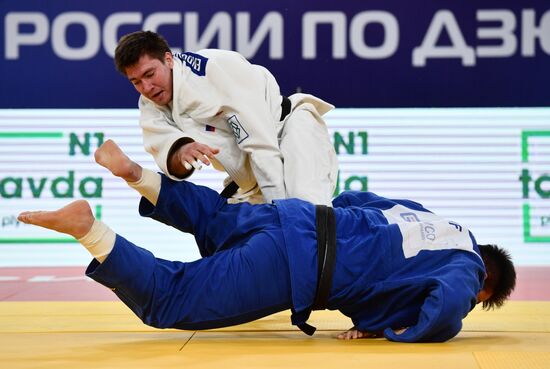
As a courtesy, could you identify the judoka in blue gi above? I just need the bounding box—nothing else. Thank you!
[18,141,516,343]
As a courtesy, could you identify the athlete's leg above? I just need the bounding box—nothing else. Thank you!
[102,229,293,330]
[17,200,173,320]
[280,104,338,206]
[94,140,227,245]
[19,201,292,330]
[94,139,159,204]
[94,140,280,258]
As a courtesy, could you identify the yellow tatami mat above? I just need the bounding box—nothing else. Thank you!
[1,301,549,369]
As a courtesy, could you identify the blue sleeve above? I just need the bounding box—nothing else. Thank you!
[382,283,462,342]
[382,271,479,343]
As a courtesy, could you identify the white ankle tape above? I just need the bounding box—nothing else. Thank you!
[78,219,116,263]
[128,168,161,205]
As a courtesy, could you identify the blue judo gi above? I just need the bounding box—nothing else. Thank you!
[86,175,486,343]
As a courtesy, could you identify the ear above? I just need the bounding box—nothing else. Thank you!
[477,273,493,303]
[165,52,174,69]
[477,288,492,303]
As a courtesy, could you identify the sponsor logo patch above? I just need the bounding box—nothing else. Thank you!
[400,212,421,222]
[174,52,208,76]
[382,204,476,259]
[227,115,249,143]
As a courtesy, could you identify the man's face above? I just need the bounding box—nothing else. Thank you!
[125,52,174,106]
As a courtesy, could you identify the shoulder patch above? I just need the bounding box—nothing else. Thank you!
[174,52,208,76]
[381,204,477,259]
[227,115,249,144]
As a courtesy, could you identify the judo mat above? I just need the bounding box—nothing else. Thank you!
[1,266,549,369]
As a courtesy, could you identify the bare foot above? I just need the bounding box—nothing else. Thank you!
[95,139,142,182]
[18,200,95,239]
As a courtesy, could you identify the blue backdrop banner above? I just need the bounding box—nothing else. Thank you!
[1,1,549,108]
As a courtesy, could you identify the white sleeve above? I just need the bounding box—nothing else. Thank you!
[139,97,192,181]
[176,50,285,203]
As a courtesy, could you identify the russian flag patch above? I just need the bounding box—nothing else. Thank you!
[205,125,216,132]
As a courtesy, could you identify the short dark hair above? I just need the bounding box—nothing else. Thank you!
[114,31,171,75]
[478,244,516,310]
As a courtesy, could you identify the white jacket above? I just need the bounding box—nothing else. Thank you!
[139,49,332,203]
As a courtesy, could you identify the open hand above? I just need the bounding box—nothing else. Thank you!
[176,142,220,170]
[337,328,382,340]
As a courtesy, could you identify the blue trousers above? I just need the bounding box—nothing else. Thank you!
[86,177,293,330]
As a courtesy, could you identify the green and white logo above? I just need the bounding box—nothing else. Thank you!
[519,131,550,243]
[332,130,369,196]
[0,131,103,244]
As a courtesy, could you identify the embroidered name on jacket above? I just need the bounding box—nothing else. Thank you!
[227,115,249,143]
[174,52,208,76]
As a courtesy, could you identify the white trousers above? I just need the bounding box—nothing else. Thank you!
[279,102,338,206]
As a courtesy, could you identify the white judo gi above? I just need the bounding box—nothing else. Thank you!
[139,49,338,205]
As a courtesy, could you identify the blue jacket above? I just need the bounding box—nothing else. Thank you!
[87,178,485,343]
[277,191,485,342]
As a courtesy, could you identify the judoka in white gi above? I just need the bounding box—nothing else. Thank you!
[114,31,338,205]
[18,141,516,342]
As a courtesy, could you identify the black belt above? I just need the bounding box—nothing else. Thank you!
[220,95,291,199]
[295,205,337,336]
[280,95,291,121]
[219,181,240,198]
